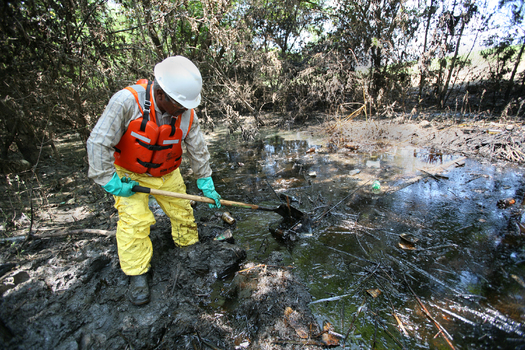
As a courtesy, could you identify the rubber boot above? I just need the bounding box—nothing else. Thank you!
[128,274,150,306]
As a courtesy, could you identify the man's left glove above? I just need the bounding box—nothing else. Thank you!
[197,177,222,208]
[103,173,139,197]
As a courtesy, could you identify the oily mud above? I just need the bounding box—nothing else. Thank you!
[0,212,324,349]
[1,115,525,349]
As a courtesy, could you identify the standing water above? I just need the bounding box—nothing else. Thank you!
[191,127,525,349]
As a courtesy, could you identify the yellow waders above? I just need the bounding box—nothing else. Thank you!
[114,165,198,276]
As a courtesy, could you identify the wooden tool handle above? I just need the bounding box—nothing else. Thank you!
[132,185,257,209]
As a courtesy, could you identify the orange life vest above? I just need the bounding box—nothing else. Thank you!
[113,80,194,177]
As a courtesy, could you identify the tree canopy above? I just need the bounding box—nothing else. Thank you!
[0,0,523,167]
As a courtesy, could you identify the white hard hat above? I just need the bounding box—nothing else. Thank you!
[154,56,202,109]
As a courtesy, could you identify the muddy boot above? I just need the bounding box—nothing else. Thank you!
[128,274,150,306]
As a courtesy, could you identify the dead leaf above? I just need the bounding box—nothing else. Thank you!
[400,233,419,244]
[366,289,382,298]
[284,307,309,339]
[344,144,359,150]
[398,242,416,250]
[321,332,340,346]
[321,322,340,346]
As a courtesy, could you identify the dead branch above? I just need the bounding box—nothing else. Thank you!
[0,228,115,243]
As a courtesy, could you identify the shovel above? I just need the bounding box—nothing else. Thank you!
[132,185,305,220]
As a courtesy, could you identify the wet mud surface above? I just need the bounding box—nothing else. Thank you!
[1,116,525,349]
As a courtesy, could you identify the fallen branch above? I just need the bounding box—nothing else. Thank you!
[386,157,466,195]
[0,228,115,243]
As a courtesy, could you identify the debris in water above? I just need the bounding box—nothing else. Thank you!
[366,288,382,298]
[400,233,419,244]
[321,322,341,346]
[279,193,299,203]
[511,274,525,288]
[497,198,516,209]
[214,229,234,243]
[284,307,309,339]
[344,144,359,151]
[398,241,417,250]
[221,212,236,225]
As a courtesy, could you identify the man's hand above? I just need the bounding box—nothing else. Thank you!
[103,173,139,197]
[197,177,222,208]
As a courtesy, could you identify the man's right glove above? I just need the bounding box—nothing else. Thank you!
[103,173,139,197]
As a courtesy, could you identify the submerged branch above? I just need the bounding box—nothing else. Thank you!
[404,276,456,350]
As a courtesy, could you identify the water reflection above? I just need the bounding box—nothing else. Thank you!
[204,133,525,349]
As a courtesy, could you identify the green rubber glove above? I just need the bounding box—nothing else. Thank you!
[197,177,222,208]
[103,173,139,197]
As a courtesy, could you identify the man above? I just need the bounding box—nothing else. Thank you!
[87,56,221,306]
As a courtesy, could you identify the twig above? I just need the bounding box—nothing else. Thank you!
[170,263,181,295]
[265,179,283,203]
[373,275,409,338]
[404,276,456,350]
[417,168,449,181]
[309,264,380,305]
[323,244,377,265]
[314,181,371,222]
[389,256,478,299]
[369,310,407,349]
[273,339,326,346]
[355,233,370,257]
[430,303,477,326]
[343,297,367,345]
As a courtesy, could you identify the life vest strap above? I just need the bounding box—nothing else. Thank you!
[137,159,161,169]
[140,82,153,132]
[169,117,176,137]
[137,139,171,151]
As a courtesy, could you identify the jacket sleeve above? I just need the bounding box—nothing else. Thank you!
[86,89,140,186]
[183,110,213,179]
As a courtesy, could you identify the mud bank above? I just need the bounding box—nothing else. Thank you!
[0,214,326,349]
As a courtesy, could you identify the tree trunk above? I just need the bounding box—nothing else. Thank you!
[504,36,525,101]
[13,118,40,165]
[418,0,436,101]
[440,14,467,106]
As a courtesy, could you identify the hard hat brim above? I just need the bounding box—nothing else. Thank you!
[154,56,203,110]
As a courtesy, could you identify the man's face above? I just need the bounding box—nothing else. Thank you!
[155,89,188,115]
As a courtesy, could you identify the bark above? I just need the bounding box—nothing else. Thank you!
[504,37,525,101]
[440,14,467,106]
[418,0,435,100]
[12,118,40,165]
